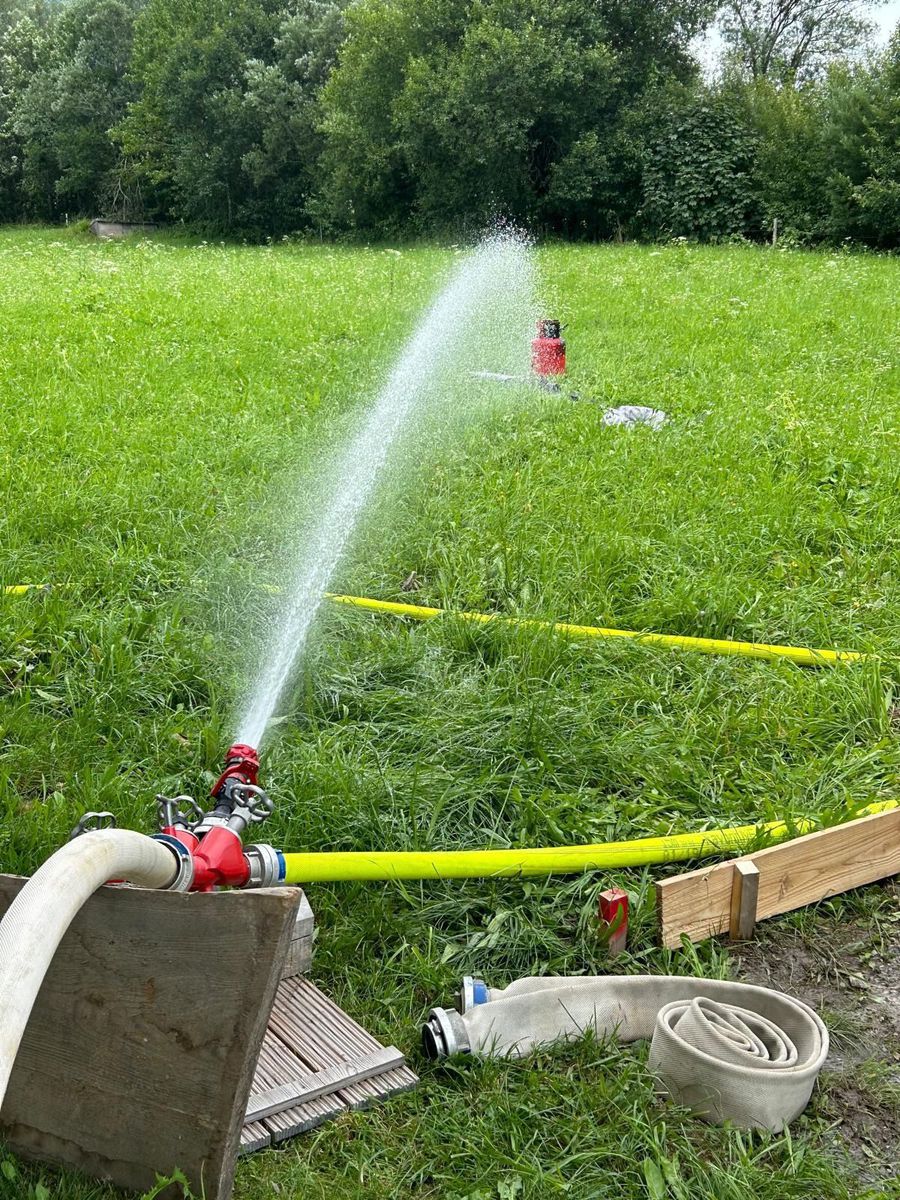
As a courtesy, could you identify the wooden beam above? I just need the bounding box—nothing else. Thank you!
[657,807,900,948]
[729,860,760,941]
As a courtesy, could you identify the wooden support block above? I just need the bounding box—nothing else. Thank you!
[657,807,900,948]
[729,860,760,941]
[0,871,417,1191]
[0,876,301,1200]
[282,891,315,977]
[598,887,629,956]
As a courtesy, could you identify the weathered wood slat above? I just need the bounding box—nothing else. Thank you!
[657,807,900,948]
[246,1047,404,1122]
[243,974,420,1132]
[239,1120,271,1154]
[248,1030,345,1145]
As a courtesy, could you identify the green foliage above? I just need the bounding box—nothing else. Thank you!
[744,79,830,240]
[0,4,50,218]
[318,0,707,236]
[116,0,346,232]
[0,1,897,240]
[640,84,759,240]
[820,36,900,248]
[718,0,879,85]
[12,0,138,218]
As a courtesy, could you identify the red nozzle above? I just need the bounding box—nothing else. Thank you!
[211,742,260,797]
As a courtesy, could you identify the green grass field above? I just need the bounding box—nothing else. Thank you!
[1,228,900,1199]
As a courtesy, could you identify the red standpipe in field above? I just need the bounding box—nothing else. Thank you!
[531,319,566,377]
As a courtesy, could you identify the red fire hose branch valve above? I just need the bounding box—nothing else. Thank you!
[531,318,566,377]
[155,745,283,892]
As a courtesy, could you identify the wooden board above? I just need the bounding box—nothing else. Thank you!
[729,860,760,940]
[281,892,314,978]
[657,807,900,948]
[0,876,300,1200]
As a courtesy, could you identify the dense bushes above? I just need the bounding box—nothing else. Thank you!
[0,0,897,245]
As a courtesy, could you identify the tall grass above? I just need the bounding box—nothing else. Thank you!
[1,229,898,1198]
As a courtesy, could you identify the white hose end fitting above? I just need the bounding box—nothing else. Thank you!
[422,1007,471,1060]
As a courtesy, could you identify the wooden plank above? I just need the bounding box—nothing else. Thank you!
[0,876,300,1200]
[729,860,760,940]
[245,1047,404,1122]
[657,808,900,948]
[240,1120,272,1154]
[281,892,314,977]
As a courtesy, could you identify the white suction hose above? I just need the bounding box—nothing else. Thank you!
[423,975,828,1132]
[0,830,181,1110]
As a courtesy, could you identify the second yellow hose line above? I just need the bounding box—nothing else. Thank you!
[5,584,864,666]
[282,800,896,882]
[326,594,864,667]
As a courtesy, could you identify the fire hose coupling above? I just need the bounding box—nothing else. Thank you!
[244,843,286,888]
[150,833,196,892]
[422,1007,471,1061]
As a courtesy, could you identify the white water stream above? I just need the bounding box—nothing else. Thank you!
[238,230,535,748]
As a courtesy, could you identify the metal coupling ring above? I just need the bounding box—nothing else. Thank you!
[421,1007,471,1061]
[150,833,195,892]
[243,843,284,888]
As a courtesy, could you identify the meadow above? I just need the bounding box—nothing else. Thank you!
[1,227,899,1198]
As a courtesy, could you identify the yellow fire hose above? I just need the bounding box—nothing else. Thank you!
[281,800,896,882]
[5,585,864,667]
[325,594,865,667]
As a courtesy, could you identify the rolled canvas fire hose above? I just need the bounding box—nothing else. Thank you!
[423,974,828,1132]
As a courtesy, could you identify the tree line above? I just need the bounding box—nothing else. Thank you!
[0,0,897,246]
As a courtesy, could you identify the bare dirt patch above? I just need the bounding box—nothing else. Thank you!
[733,889,900,1186]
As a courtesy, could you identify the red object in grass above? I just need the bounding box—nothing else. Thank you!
[598,887,628,956]
[531,318,566,376]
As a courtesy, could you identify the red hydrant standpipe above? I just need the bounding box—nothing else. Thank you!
[531,318,566,377]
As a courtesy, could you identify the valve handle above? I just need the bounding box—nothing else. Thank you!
[233,783,274,824]
[69,811,117,840]
[156,794,204,831]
